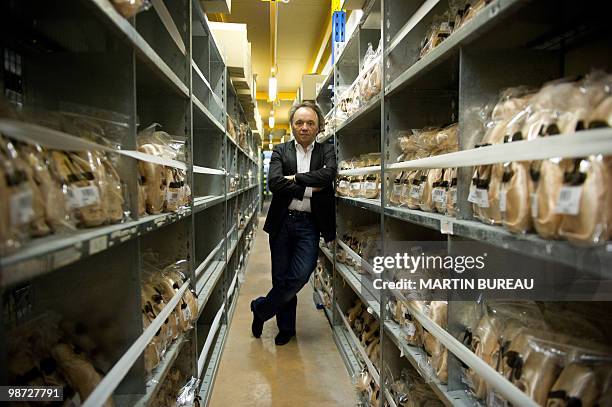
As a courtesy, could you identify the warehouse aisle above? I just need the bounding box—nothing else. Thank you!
[210,206,356,406]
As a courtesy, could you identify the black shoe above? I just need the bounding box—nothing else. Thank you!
[250,300,264,338]
[274,330,296,346]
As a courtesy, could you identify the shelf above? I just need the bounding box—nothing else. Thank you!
[315,71,334,103]
[338,239,375,275]
[197,260,226,318]
[133,334,189,407]
[320,244,334,263]
[311,279,333,324]
[335,261,380,318]
[384,206,612,277]
[336,302,380,387]
[193,195,225,213]
[386,0,440,55]
[82,281,191,407]
[226,132,257,164]
[385,128,612,171]
[193,166,226,176]
[227,184,258,200]
[332,325,363,382]
[385,0,525,95]
[335,94,381,134]
[191,59,225,111]
[0,119,187,171]
[1,209,191,288]
[198,323,228,406]
[390,289,539,407]
[193,96,225,132]
[384,321,480,407]
[86,0,189,98]
[337,196,382,213]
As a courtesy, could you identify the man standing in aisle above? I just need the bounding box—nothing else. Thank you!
[251,101,336,346]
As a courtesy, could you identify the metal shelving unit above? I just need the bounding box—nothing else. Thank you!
[1,1,260,406]
[313,0,612,406]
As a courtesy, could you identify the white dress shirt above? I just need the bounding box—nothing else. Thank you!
[288,140,315,212]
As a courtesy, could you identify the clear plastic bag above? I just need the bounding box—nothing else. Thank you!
[176,377,200,406]
[470,89,532,224]
[420,168,443,212]
[111,0,151,18]
[0,137,47,246]
[19,144,76,233]
[557,156,612,246]
[419,13,453,60]
[389,172,405,206]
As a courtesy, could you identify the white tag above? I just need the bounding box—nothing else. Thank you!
[530,192,538,217]
[10,189,34,226]
[478,189,490,208]
[68,185,100,209]
[469,186,489,208]
[555,186,582,215]
[404,322,416,338]
[393,184,402,195]
[339,180,349,189]
[89,235,108,255]
[364,181,377,190]
[183,304,192,322]
[410,184,424,199]
[166,189,180,203]
[467,183,479,204]
[499,188,507,212]
[350,182,362,190]
[432,188,446,203]
[440,219,454,235]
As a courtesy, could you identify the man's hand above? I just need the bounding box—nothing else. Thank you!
[284,175,295,182]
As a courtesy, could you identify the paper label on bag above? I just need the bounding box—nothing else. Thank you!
[404,322,416,338]
[432,188,446,203]
[167,189,180,203]
[339,180,349,189]
[350,182,362,190]
[555,186,582,215]
[469,187,489,208]
[364,181,377,190]
[393,184,402,195]
[478,189,490,208]
[530,192,538,217]
[467,183,479,204]
[10,189,34,226]
[67,185,100,209]
[410,184,424,199]
[183,305,192,322]
[499,188,507,212]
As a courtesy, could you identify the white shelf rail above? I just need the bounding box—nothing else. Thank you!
[392,290,539,407]
[82,281,191,407]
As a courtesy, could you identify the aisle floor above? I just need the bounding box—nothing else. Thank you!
[209,205,356,407]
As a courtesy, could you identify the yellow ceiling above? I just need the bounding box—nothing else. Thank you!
[210,0,331,134]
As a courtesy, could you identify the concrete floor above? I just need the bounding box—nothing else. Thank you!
[209,205,356,406]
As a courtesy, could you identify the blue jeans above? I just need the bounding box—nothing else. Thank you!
[253,211,319,332]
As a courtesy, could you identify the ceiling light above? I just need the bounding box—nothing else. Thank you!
[268,76,277,102]
[269,115,275,128]
[268,143,273,149]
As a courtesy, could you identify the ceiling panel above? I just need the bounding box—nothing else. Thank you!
[216,0,330,131]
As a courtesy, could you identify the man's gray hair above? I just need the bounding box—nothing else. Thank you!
[288,101,326,133]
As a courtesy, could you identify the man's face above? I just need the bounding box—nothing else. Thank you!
[291,107,319,146]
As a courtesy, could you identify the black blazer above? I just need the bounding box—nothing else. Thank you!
[263,140,337,242]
